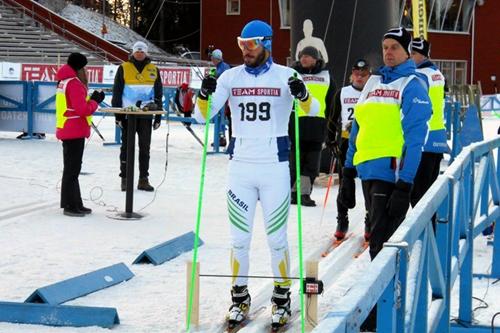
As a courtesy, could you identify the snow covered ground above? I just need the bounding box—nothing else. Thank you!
[0,117,498,332]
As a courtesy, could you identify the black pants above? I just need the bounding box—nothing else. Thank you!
[361,179,407,331]
[337,138,349,173]
[119,118,152,179]
[61,138,85,209]
[336,138,351,219]
[411,152,443,231]
[361,180,406,260]
[411,152,443,207]
[290,147,322,190]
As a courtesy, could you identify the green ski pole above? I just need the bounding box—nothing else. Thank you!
[186,68,216,332]
[292,72,306,333]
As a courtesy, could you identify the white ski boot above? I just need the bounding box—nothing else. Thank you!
[227,285,251,329]
[271,286,291,331]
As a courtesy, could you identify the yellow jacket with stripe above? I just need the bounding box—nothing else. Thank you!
[288,61,335,148]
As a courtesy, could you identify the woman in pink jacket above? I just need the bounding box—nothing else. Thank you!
[56,53,104,217]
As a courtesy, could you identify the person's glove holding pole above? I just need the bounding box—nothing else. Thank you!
[326,140,340,157]
[199,75,217,99]
[288,76,309,101]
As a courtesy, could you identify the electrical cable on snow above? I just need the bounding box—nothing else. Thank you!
[137,104,171,212]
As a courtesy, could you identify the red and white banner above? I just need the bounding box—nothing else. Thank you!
[21,64,103,83]
[158,67,191,87]
[17,63,195,87]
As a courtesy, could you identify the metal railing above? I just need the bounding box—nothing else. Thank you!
[313,135,499,332]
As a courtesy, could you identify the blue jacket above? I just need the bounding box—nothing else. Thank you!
[345,59,432,184]
[418,60,449,153]
[216,61,231,78]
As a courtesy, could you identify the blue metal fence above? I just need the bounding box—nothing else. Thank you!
[313,136,499,333]
[0,80,226,152]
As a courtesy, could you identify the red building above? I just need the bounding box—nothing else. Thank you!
[201,0,499,94]
[201,0,291,66]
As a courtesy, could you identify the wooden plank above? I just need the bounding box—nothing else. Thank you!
[305,260,319,332]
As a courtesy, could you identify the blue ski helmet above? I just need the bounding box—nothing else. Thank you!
[240,20,273,51]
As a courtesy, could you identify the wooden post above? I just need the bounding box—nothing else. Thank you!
[186,261,200,327]
[305,260,319,332]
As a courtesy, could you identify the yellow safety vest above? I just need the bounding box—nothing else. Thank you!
[122,61,158,107]
[417,67,445,131]
[55,77,92,129]
[297,70,329,118]
[353,75,414,166]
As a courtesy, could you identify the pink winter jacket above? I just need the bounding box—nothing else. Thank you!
[55,65,98,140]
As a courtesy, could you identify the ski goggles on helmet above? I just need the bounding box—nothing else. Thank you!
[237,36,271,51]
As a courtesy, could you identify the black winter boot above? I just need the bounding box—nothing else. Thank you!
[78,206,92,214]
[121,178,126,192]
[137,178,154,191]
[63,207,85,217]
[334,214,349,240]
[301,194,316,207]
[290,192,297,205]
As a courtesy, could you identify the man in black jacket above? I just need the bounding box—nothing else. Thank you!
[289,46,335,206]
[112,41,163,192]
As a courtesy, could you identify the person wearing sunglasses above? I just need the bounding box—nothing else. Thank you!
[326,59,371,241]
[289,46,336,208]
[194,19,319,331]
[338,27,432,331]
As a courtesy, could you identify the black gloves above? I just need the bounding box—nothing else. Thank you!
[326,140,340,156]
[153,115,161,130]
[338,167,357,209]
[90,90,105,104]
[387,180,412,218]
[288,76,308,101]
[200,75,217,98]
[144,102,160,111]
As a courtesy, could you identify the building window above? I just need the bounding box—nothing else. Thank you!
[434,60,468,85]
[227,0,240,15]
[278,0,291,28]
[400,0,475,33]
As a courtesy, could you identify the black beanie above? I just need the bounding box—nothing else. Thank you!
[352,59,370,70]
[67,53,88,71]
[412,38,430,58]
[383,27,412,56]
[299,46,320,60]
